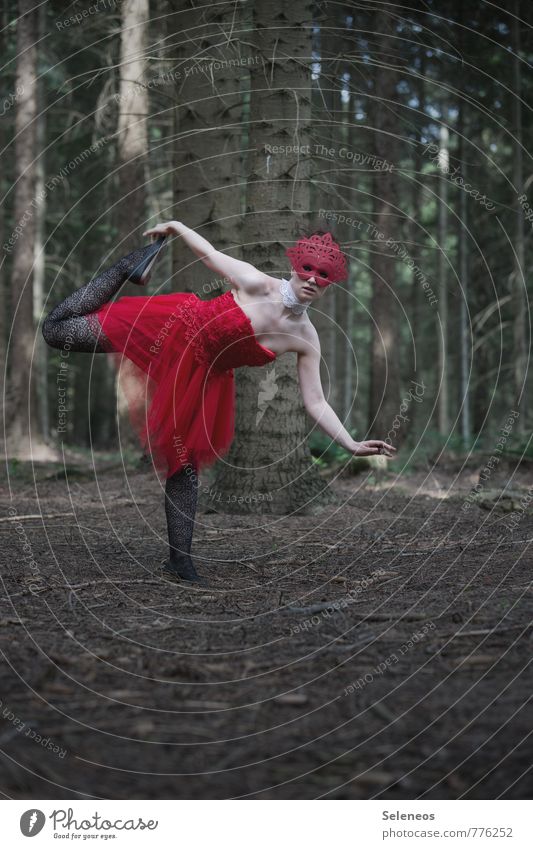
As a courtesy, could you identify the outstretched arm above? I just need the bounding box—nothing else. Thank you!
[143,220,262,289]
[297,328,396,458]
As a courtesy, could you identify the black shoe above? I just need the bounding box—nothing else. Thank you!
[162,556,207,585]
[126,236,167,286]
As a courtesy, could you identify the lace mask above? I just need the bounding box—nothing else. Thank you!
[285,232,348,285]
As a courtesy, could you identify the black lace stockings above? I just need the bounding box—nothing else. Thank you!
[42,246,152,353]
[164,467,201,582]
[42,246,203,582]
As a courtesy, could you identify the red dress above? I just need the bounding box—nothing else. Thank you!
[87,289,277,478]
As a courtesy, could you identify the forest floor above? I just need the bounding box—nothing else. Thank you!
[1,453,532,800]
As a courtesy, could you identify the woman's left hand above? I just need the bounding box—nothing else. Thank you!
[143,221,181,239]
[350,440,396,458]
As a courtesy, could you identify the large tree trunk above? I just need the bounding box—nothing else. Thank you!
[6,1,39,458]
[212,0,331,515]
[335,54,355,430]
[33,1,48,444]
[368,15,400,439]
[171,1,246,291]
[116,0,149,252]
[312,8,340,412]
[115,0,150,449]
[0,13,7,454]
[318,9,355,427]
[406,59,426,444]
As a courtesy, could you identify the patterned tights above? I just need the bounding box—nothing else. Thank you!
[41,246,155,352]
[164,467,201,582]
[42,248,201,582]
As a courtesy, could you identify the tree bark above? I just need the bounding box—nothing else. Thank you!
[368,14,400,439]
[320,9,355,427]
[405,54,426,444]
[336,52,355,430]
[33,1,48,444]
[6,0,38,457]
[512,1,527,432]
[458,102,471,446]
[312,7,340,411]
[0,11,7,454]
[437,122,449,436]
[115,0,150,449]
[170,1,246,291]
[212,0,332,515]
[116,0,149,252]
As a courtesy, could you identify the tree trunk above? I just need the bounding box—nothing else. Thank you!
[170,1,246,291]
[0,14,7,454]
[512,1,527,432]
[33,1,48,443]
[458,103,471,446]
[336,60,355,429]
[437,122,449,436]
[368,15,400,439]
[115,0,150,449]
[212,0,331,515]
[406,57,426,443]
[6,1,38,457]
[116,0,149,252]
[312,8,340,411]
[315,8,354,427]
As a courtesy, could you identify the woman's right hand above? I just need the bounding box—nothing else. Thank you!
[350,439,396,458]
[143,221,182,240]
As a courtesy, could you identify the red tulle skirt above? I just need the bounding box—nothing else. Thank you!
[91,293,235,478]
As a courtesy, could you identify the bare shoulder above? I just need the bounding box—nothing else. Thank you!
[240,268,274,296]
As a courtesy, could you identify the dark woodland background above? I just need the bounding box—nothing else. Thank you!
[1,0,532,503]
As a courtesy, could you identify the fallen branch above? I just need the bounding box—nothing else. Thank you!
[330,633,376,652]
[0,512,74,523]
[285,603,432,622]
[61,578,163,591]
[355,612,433,622]
[286,601,342,615]
[440,624,533,639]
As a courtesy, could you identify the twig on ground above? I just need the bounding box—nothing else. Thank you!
[0,512,74,523]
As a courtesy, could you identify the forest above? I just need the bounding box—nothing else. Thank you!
[0,0,532,804]
[2,0,532,486]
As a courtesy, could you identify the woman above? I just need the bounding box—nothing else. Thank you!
[42,222,395,584]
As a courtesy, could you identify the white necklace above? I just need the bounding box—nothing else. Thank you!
[279,278,309,315]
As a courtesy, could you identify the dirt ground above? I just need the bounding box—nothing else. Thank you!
[1,455,532,800]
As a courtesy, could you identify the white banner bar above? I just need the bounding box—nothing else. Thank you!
[2,800,531,848]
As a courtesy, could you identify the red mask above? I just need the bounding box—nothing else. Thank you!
[285,232,348,286]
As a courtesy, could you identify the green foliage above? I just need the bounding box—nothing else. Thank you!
[309,431,390,476]
[309,431,352,465]
[499,436,533,461]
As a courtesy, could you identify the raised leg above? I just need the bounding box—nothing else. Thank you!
[42,243,164,353]
[163,466,204,584]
